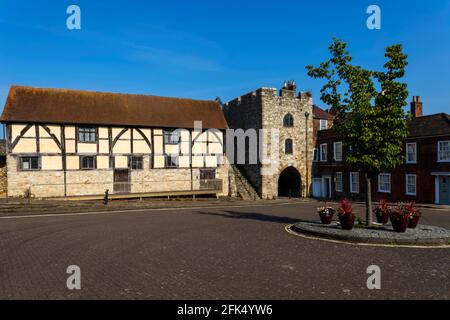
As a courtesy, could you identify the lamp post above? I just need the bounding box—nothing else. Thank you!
[304,111,310,197]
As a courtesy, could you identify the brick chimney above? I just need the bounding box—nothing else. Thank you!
[410,96,423,118]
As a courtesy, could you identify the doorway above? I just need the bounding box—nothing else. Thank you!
[439,176,450,204]
[200,169,216,190]
[278,167,301,198]
[114,169,130,193]
[322,176,331,199]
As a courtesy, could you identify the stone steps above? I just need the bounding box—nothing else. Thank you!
[230,165,260,200]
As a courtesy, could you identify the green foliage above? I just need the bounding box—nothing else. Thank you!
[306,38,410,175]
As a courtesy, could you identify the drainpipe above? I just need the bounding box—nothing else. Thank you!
[3,123,7,203]
[61,125,67,197]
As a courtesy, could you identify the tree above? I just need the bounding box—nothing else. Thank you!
[306,38,410,225]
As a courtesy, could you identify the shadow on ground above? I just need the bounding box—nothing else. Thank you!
[195,210,302,224]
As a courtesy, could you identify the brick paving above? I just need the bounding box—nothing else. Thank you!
[0,199,449,299]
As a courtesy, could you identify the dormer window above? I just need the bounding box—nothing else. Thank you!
[283,114,294,127]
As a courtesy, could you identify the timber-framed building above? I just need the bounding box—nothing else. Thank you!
[0,86,228,198]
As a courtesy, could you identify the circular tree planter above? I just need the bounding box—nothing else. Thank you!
[288,221,450,247]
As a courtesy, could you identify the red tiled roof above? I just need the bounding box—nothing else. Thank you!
[313,105,334,120]
[408,113,450,137]
[0,86,228,129]
[316,113,450,139]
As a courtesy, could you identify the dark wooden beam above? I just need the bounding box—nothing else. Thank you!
[35,125,40,153]
[111,128,129,149]
[10,124,33,150]
[41,125,62,150]
[150,129,155,169]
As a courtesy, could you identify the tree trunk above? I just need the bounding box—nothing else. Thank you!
[365,173,373,226]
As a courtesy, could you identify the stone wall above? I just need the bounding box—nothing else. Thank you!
[260,88,314,199]
[229,164,260,200]
[66,170,113,196]
[7,155,65,198]
[7,154,229,198]
[0,166,7,194]
[216,161,230,197]
[224,85,314,199]
[223,90,263,194]
[130,156,229,196]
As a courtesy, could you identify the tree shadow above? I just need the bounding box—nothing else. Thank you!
[195,210,303,224]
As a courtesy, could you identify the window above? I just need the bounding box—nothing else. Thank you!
[164,129,180,145]
[350,172,359,193]
[406,174,417,196]
[333,141,343,161]
[78,127,97,143]
[319,119,328,130]
[20,156,40,171]
[335,172,343,192]
[313,148,319,162]
[165,155,178,168]
[406,143,417,163]
[438,141,450,162]
[378,173,391,193]
[130,156,143,170]
[81,156,96,170]
[283,114,294,127]
[320,144,327,162]
[285,139,293,154]
[200,169,216,180]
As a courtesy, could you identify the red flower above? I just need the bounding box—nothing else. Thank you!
[338,198,354,217]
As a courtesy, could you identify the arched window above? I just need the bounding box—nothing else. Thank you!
[285,139,293,154]
[283,113,294,127]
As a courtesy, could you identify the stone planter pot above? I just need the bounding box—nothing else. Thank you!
[338,215,355,230]
[408,215,421,229]
[390,216,409,233]
[374,209,390,224]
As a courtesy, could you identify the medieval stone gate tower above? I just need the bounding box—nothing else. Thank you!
[223,81,314,199]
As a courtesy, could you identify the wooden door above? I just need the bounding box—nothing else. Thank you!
[114,169,130,193]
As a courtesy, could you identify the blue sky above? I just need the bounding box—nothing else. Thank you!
[0,0,449,138]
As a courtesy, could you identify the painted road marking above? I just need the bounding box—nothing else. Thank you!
[285,225,450,249]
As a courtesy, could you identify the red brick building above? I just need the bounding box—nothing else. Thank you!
[312,97,450,205]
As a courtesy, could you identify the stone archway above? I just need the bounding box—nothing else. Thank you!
[278,166,302,198]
